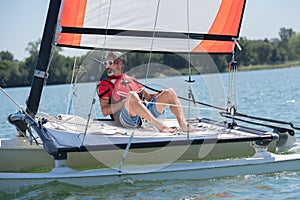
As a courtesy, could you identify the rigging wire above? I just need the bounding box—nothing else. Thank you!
[81,0,113,146]
[226,40,239,126]
[66,57,78,115]
[41,45,57,87]
[119,0,162,171]
[232,40,238,109]
[118,101,144,173]
[185,0,195,140]
[144,0,161,84]
[227,61,233,110]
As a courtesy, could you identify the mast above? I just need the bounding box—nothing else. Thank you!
[26,0,62,116]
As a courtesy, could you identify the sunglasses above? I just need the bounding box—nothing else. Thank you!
[103,60,115,66]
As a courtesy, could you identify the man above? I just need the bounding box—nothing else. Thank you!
[97,51,192,133]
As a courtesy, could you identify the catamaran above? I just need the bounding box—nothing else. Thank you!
[1,0,300,192]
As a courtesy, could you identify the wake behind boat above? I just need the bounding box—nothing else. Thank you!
[1,0,300,192]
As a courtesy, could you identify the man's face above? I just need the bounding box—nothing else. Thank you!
[104,56,122,76]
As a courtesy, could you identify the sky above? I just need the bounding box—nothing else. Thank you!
[0,0,300,60]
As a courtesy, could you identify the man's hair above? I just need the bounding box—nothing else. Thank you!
[105,51,126,64]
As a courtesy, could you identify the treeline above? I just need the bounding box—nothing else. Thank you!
[236,28,300,66]
[0,40,75,88]
[1,28,299,88]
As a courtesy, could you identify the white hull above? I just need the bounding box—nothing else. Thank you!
[1,151,300,192]
[2,115,289,172]
[0,137,256,171]
[2,115,298,192]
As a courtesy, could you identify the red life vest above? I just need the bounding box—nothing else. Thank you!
[97,74,144,103]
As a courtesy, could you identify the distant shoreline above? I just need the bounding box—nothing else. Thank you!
[2,61,299,89]
[176,61,300,76]
[236,61,300,72]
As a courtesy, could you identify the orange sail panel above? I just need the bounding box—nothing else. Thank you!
[193,0,245,53]
[56,0,246,54]
[58,0,87,46]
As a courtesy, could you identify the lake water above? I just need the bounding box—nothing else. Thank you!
[0,67,300,199]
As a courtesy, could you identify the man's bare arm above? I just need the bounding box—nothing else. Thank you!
[100,97,125,116]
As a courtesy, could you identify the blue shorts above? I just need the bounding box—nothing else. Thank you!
[118,97,161,128]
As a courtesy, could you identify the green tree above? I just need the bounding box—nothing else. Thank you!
[0,59,23,87]
[254,39,273,64]
[279,27,295,42]
[47,51,74,84]
[288,34,300,61]
[0,50,26,87]
[23,40,40,85]
[236,38,258,66]
[278,27,296,60]
[0,51,14,61]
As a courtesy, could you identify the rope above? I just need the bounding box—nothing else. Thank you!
[0,87,40,144]
[0,87,36,122]
[133,79,226,111]
[132,79,300,131]
[227,64,232,108]
[233,62,238,108]
[220,112,298,133]
[143,101,210,111]
[233,112,300,131]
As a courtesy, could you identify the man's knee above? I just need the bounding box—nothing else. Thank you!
[161,88,176,98]
[126,91,140,103]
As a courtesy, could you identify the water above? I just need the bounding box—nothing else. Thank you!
[0,67,300,199]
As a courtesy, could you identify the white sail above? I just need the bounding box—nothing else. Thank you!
[57,0,246,53]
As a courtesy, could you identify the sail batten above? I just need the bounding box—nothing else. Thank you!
[57,0,246,54]
[60,27,237,41]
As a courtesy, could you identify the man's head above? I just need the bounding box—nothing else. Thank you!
[105,51,125,64]
[104,51,125,76]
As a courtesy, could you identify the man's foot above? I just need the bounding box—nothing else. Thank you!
[154,120,176,133]
[159,126,177,133]
[180,124,197,132]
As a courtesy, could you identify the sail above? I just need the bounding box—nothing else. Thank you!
[57,0,246,54]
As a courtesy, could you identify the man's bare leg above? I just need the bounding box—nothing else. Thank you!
[155,89,194,132]
[124,92,176,133]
